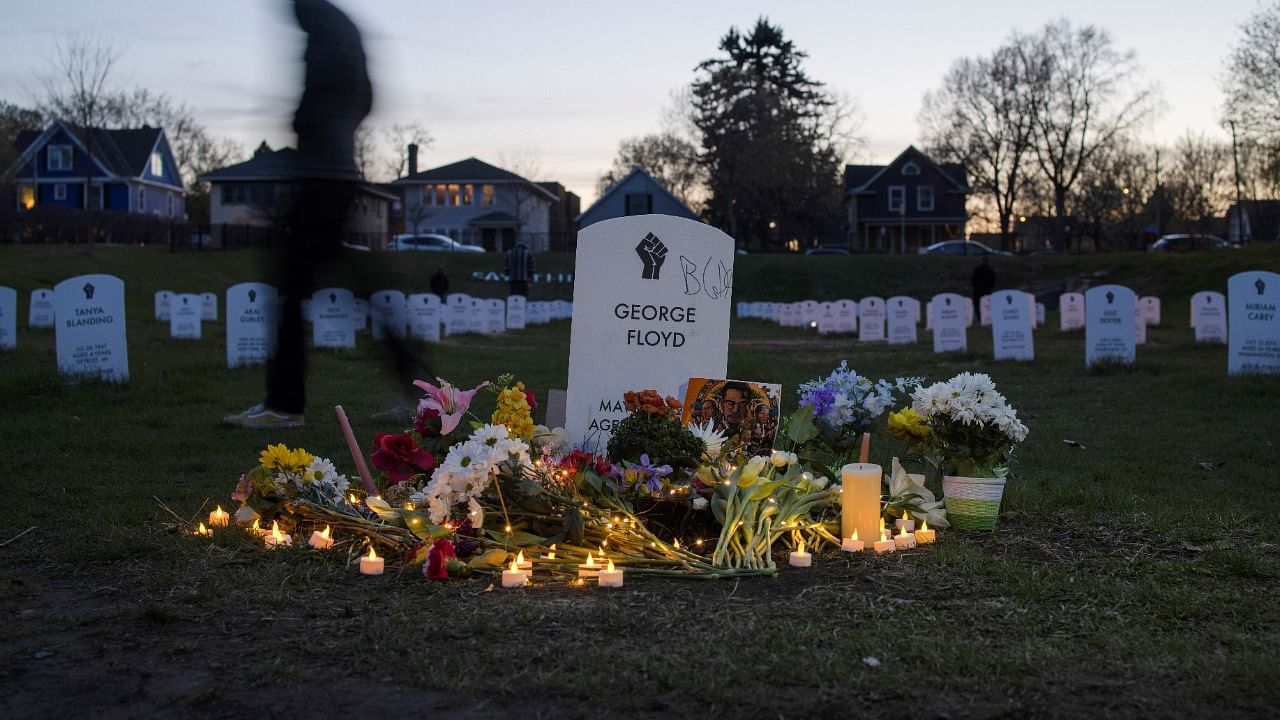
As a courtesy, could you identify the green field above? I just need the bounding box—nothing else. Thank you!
[1,245,1278,718]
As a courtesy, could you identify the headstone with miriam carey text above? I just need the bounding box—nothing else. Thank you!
[55,274,128,382]
[565,215,734,450]
[1228,271,1280,375]
[226,282,277,368]
[1085,285,1136,367]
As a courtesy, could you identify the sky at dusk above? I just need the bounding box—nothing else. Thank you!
[0,0,1261,204]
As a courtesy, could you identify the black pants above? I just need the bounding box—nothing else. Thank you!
[508,281,529,297]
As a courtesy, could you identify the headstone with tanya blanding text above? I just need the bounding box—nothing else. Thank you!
[1085,285,1136,367]
[55,274,128,382]
[1228,271,1280,375]
[226,282,278,367]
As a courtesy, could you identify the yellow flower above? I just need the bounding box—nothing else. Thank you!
[258,443,314,472]
[888,408,931,443]
[492,384,535,439]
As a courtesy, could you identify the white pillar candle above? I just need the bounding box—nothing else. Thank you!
[841,530,865,552]
[264,521,292,549]
[502,559,528,588]
[914,520,936,544]
[788,538,813,567]
[873,529,896,554]
[894,525,917,550]
[578,554,600,578]
[894,516,916,532]
[841,463,882,548]
[359,546,384,575]
[208,506,230,527]
[308,525,334,550]
[597,559,624,588]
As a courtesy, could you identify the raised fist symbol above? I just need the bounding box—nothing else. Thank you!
[635,233,668,280]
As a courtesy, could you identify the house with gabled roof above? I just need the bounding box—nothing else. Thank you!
[391,156,558,252]
[5,119,185,217]
[843,146,969,253]
[577,166,700,230]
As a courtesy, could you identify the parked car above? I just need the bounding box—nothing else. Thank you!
[340,241,371,252]
[803,247,851,256]
[918,240,1012,256]
[1147,234,1232,252]
[388,233,485,253]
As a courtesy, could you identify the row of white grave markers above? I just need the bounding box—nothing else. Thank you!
[155,291,218,322]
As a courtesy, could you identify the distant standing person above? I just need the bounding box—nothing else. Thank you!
[505,241,534,297]
[430,265,449,301]
[971,256,996,305]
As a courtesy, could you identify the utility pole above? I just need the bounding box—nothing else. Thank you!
[1153,148,1161,239]
[1229,119,1248,245]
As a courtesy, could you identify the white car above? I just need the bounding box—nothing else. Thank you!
[388,233,485,253]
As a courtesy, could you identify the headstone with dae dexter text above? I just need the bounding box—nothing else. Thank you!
[1085,285,1136,367]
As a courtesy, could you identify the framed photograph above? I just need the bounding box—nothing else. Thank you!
[682,378,783,458]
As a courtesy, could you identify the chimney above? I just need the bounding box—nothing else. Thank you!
[407,143,419,176]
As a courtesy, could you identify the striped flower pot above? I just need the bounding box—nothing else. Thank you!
[942,475,1006,530]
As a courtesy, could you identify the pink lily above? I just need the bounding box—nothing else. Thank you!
[413,377,489,435]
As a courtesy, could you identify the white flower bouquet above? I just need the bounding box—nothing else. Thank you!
[910,372,1029,478]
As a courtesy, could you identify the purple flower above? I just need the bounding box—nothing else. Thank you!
[628,453,672,493]
[800,386,836,418]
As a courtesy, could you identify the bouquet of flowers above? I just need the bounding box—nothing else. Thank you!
[605,390,704,471]
[893,372,1029,478]
[787,362,921,466]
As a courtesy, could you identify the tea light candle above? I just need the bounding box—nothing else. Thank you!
[874,529,896,554]
[264,521,292,549]
[546,544,557,560]
[840,463,882,551]
[308,525,334,550]
[208,506,230,527]
[914,520,936,544]
[578,554,600,578]
[195,522,212,537]
[359,546,384,575]
[841,529,865,552]
[515,550,532,572]
[894,515,916,532]
[597,559,624,588]
[502,559,528,588]
[894,525,917,550]
[788,538,812,567]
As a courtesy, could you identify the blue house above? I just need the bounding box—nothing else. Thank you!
[843,146,969,253]
[5,120,186,218]
[577,166,700,229]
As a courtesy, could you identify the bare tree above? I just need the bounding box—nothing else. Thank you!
[40,34,120,209]
[596,132,706,210]
[382,121,434,180]
[354,124,376,181]
[1223,1,1280,142]
[1164,132,1233,234]
[1025,19,1161,251]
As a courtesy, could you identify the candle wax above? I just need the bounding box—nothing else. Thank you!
[788,551,812,567]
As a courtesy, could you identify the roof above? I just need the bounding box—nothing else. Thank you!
[576,166,699,224]
[392,157,558,201]
[843,146,970,195]
[467,211,521,226]
[7,121,173,185]
[198,148,394,200]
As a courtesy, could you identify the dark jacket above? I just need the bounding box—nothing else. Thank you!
[292,0,372,180]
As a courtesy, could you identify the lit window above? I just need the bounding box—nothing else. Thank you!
[447,184,460,206]
[482,184,494,205]
[54,184,67,200]
[435,185,446,206]
[917,186,935,212]
[48,145,73,171]
[20,186,35,209]
[151,151,163,177]
[463,184,473,205]
[888,186,905,213]
[902,162,920,176]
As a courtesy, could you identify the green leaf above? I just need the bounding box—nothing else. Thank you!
[712,496,728,525]
[787,404,818,445]
[363,496,403,525]
[469,548,509,568]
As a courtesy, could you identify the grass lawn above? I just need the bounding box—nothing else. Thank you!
[1,244,1278,718]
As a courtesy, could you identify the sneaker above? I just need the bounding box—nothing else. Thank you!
[223,403,305,429]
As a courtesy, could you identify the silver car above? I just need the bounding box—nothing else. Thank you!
[388,233,485,253]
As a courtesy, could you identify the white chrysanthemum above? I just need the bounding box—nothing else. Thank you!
[441,439,492,475]
[688,420,728,461]
[472,423,511,447]
[490,437,532,469]
[425,493,450,524]
[306,457,338,484]
[466,497,485,527]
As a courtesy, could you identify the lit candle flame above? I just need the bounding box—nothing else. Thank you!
[674,538,681,549]
[879,517,886,531]
[251,518,261,532]
[516,550,526,564]
[797,538,806,554]
[271,521,283,540]
[404,501,415,511]
[547,544,557,560]
[898,524,908,537]
[852,529,859,541]
[197,522,210,536]
[348,494,358,505]
[509,559,519,573]
[920,520,929,532]
[321,525,331,540]
[367,546,378,561]
[881,529,889,542]
[607,559,616,572]
[585,555,596,568]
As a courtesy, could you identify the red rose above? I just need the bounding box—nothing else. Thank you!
[413,406,441,436]
[370,432,436,486]
[425,539,456,581]
[524,390,538,412]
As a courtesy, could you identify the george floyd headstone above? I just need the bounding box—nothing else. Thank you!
[991,289,1034,361]
[887,296,919,345]
[445,293,470,335]
[407,293,442,342]
[353,298,369,332]
[55,274,128,381]
[226,282,278,367]
[170,293,203,339]
[930,293,968,353]
[312,288,355,349]
[1060,292,1085,331]
[1228,270,1280,375]
[506,295,527,330]
[1134,306,1147,346]
[1192,291,1226,344]
[1085,285,1136,367]
[979,294,992,326]
[0,286,14,349]
[200,292,218,322]
[371,290,407,341]
[858,297,886,342]
[28,288,55,329]
[484,298,506,334]
[1140,296,1161,326]
[154,290,174,321]
[565,215,734,450]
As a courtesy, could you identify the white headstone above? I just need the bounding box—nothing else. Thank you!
[1036,302,1046,327]
[0,287,15,349]
[979,294,992,326]
[226,283,277,367]
[991,289,1034,361]
[1139,296,1161,326]
[1060,292,1085,331]
[484,298,506,334]
[1025,292,1038,327]
[55,274,128,381]
[353,298,369,332]
[527,301,546,325]
[371,290,407,341]
[28,288,55,329]
[445,293,470,335]
[312,288,355,349]
[565,215,734,450]
[170,293,202,339]
[800,300,820,330]
[858,297,886,342]
[930,293,968,353]
[816,302,837,335]
[506,295,527,330]
[1085,285,1137,367]
[834,299,858,334]
[154,290,173,321]
[407,293,442,342]
[887,296,919,345]
[1228,271,1280,375]
[1192,291,1226,344]
[200,292,218,322]
[467,298,486,334]
[964,297,975,327]
[1134,306,1147,346]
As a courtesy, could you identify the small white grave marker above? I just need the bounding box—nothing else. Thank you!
[170,293,202,339]
[1139,296,1161,326]
[887,296,919,345]
[1085,285,1136,367]
[506,295,527,330]
[55,274,129,381]
[1060,292,1085,331]
[485,298,506,334]
[991,289,1034,361]
[930,293,968,353]
[407,293,442,342]
[371,290,407,341]
[28,288,55,329]
[312,288,355,349]
[445,294,470,335]
[154,290,173,321]
[834,299,858,334]
[200,292,218,322]
[0,286,15,349]
[858,297,886,342]
[1228,271,1280,375]
[353,298,369,332]
[979,295,992,326]
[226,283,277,367]
[467,298,486,334]
[1191,291,1226,344]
